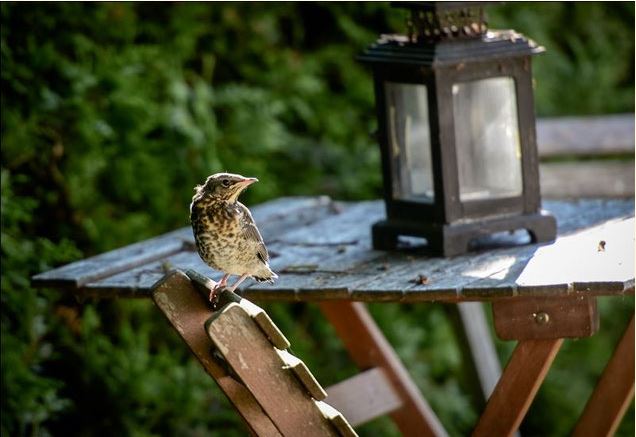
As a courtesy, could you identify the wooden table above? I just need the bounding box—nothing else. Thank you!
[33,197,635,436]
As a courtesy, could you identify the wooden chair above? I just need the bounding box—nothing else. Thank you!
[152,268,356,436]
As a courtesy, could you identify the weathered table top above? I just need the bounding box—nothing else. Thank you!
[33,197,634,303]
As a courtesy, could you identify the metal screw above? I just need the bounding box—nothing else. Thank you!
[534,312,550,325]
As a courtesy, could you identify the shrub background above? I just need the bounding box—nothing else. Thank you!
[2,3,634,436]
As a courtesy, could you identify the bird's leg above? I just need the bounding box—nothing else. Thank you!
[217,274,229,289]
[227,273,248,292]
[209,274,230,301]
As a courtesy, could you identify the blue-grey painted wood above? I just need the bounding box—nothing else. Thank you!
[32,198,634,302]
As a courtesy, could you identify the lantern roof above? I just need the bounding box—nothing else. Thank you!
[358,30,544,67]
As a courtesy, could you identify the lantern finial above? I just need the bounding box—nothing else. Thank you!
[392,2,496,44]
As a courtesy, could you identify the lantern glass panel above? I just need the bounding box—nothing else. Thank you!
[385,82,434,203]
[452,77,523,202]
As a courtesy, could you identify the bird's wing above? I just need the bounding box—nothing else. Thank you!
[238,202,269,263]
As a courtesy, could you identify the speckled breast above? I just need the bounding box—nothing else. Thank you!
[191,200,249,274]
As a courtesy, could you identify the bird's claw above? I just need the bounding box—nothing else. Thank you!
[208,281,227,307]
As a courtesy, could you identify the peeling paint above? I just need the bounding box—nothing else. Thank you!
[154,291,184,334]
[214,335,230,356]
[237,352,249,369]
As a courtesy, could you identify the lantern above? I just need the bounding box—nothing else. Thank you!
[360,1,556,256]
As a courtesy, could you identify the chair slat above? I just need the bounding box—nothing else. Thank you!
[152,271,282,436]
[326,367,402,427]
[207,303,340,437]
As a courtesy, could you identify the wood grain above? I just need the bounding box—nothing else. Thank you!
[248,200,634,302]
[151,271,281,436]
[315,401,358,437]
[207,303,339,437]
[276,349,328,401]
[572,316,635,437]
[32,196,336,290]
[237,298,291,350]
[319,301,448,437]
[473,338,564,437]
[33,227,192,288]
[493,295,599,340]
[34,198,634,303]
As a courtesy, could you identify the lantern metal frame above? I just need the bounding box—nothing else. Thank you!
[360,2,556,256]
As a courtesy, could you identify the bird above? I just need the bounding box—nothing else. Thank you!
[190,172,277,301]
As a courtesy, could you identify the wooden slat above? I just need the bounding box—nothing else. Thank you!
[473,338,564,437]
[319,301,448,437]
[250,200,634,302]
[315,401,358,437]
[405,209,634,300]
[80,250,221,298]
[545,199,634,234]
[94,210,633,302]
[35,198,634,303]
[184,269,293,350]
[32,196,335,291]
[515,217,634,293]
[325,368,403,427]
[352,249,487,301]
[573,316,635,437]
[269,201,383,247]
[245,201,388,300]
[33,227,192,288]
[276,349,328,401]
[540,161,635,199]
[277,200,632,301]
[151,271,281,436]
[461,216,635,301]
[81,200,375,298]
[240,299,291,350]
[536,113,634,158]
[493,295,599,340]
[207,303,339,437]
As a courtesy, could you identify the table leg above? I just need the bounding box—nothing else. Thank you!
[318,301,447,437]
[572,316,635,437]
[472,338,563,437]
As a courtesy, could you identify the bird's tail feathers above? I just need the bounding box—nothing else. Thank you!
[253,271,278,283]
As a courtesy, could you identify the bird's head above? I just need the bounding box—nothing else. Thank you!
[194,172,258,203]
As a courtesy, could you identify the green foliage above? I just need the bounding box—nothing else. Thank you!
[1,170,78,434]
[1,2,633,436]
[489,2,635,116]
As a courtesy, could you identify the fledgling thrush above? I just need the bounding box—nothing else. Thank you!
[190,172,277,301]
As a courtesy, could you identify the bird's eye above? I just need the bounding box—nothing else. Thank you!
[221,179,231,187]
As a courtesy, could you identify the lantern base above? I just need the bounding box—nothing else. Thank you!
[372,210,556,257]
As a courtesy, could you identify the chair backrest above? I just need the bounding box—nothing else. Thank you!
[536,113,634,199]
[152,269,357,437]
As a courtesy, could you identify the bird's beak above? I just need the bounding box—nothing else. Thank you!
[239,177,258,187]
